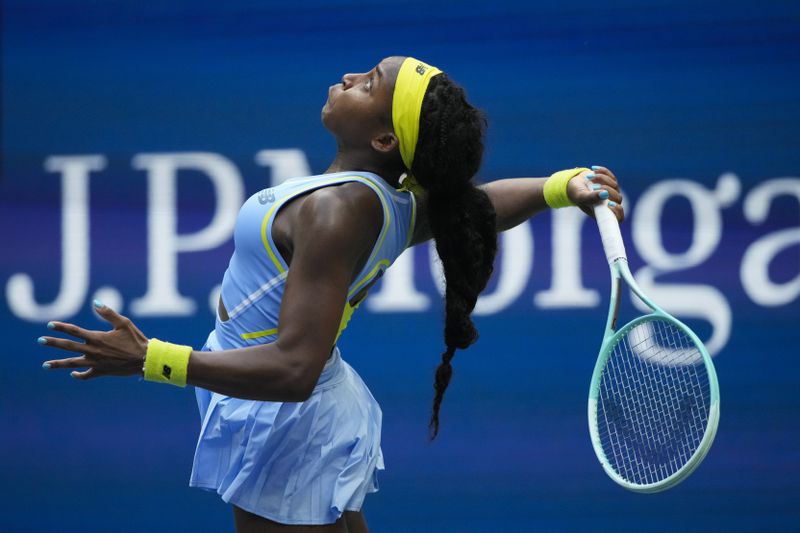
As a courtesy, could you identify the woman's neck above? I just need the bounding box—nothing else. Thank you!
[326,150,404,189]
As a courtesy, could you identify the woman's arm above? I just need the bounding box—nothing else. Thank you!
[40,185,383,403]
[482,177,549,232]
[410,166,623,245]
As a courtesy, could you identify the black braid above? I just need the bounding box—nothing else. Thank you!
[411,74,498,440]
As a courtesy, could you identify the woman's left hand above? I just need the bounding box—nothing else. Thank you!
[566,166,625,222]
[39,302,149,380]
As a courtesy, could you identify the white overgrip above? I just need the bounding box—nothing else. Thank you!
[593,201,627,264]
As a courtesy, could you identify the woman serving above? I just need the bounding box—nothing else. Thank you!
[40,56,623,532]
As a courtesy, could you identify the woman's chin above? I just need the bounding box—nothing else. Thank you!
[321,104,329,122]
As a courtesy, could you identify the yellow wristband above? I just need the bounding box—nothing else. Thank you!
[543,167,590,208]
[143,338,192,387]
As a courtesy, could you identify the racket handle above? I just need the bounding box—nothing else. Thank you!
[593,200,627,264]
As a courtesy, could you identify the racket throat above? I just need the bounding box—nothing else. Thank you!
[610,282,621,331]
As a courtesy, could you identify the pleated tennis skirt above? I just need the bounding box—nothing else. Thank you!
[189,330,384,525]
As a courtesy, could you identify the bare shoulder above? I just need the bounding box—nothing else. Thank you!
[294,181,383,250]
[300,181,381,227]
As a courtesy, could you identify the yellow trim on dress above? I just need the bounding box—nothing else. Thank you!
[348,259,391,299]
[247,174,398,343]
[240,328,279,340]
[347,191,391,299]
[260,201,288,274]
[260,175,392,277]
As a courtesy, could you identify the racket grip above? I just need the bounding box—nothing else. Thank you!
[593,201,627,264]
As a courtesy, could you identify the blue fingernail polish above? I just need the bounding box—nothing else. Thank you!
[591,165,601,171]
[608,201,617,207]
[585,172,596,180]
[37,337,47,345]
[591,183,601,190]
[599,190,609,199]
[93,299,104,309]
[47,321,55,330]
[42,362,51,370]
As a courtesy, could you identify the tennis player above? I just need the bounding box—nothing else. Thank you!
[40,56,623,532]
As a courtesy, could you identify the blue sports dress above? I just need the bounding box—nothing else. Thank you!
[189,172,416,525]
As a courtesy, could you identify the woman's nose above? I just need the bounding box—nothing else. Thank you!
[341,72,363,90]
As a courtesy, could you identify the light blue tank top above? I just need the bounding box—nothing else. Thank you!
[213,171,416,350]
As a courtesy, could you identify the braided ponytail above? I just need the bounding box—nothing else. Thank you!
[411,74,497,439]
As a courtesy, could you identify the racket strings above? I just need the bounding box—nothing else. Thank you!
[597,319,711,486]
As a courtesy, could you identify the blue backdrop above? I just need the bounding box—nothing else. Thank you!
[2,1,799,531]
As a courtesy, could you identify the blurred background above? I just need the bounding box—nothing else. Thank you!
[2,0,799,531]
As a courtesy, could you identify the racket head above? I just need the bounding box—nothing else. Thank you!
[588,312,720,493]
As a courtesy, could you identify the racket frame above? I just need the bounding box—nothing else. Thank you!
[586,190,720,493]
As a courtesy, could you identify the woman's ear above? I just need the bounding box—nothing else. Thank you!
[371,132,399,154]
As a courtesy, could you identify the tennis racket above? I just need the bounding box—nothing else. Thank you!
[587,195,720,493]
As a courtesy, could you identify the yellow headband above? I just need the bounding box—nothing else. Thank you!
[392,57,443,170]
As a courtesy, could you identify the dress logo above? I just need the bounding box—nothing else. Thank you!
[416,63,427,75]
[258,188,276,205]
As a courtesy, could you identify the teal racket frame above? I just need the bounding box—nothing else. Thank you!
[586,186,720,493]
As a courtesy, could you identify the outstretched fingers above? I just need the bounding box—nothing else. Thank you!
[39,320,96,371]
[42,354,92,370]
[70,368,102,381]
[47,320,93,341]
[40,301,149,379]
[93,300,131,329]
[38,335,90,354]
